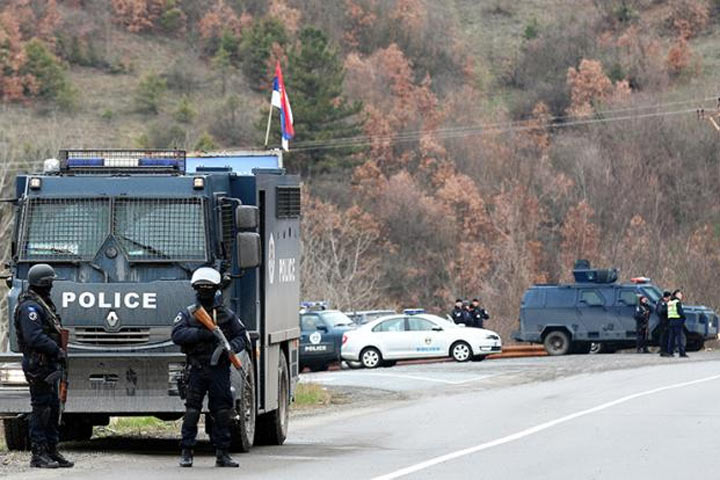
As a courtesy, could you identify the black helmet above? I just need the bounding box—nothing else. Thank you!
[28,264,56,288]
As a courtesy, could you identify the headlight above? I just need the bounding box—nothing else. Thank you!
[0,363,27,386]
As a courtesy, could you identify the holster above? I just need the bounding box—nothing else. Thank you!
[177,364,190,400]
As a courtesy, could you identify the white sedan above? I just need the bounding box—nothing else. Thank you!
[341,313,502,368]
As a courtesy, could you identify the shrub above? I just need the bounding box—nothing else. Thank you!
[134,73,167,114]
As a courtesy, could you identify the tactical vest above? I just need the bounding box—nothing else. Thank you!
[667,299,680,319]
[14,291,62,354]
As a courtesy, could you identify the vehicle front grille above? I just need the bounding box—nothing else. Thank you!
[72,327,151,345]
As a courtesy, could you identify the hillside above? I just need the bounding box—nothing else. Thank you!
[2,0,720,343]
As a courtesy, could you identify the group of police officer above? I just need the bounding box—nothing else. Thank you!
[634,289,688,357]
[449,298,490,329]
[16,264,248,469]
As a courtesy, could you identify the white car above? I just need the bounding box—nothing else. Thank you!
[341,313,502,368]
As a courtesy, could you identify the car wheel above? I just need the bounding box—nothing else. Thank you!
[589,342,603,354]
[360,347,382,368]
[344,361,362,369]
[450,341,472,362]
[543,330,570,356]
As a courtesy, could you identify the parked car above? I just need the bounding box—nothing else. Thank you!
[344,309,396,325]
[299,310,355,372]
[341,313,502,368]
[513,260,719,355]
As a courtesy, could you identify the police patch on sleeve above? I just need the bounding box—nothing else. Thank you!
[27,307,39,322]
[173,313,183,324]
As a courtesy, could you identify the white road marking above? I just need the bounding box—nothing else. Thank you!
[371,373,720,480]
[310,371,511,385]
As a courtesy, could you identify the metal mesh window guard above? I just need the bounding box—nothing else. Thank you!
[20,199,111,260]
[114,198,207,261]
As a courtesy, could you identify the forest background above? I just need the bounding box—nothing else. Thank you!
[2,0,720,343]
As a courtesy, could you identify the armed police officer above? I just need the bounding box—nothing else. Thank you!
[450,299,466,325]
[15,264,73,469]
[469,298,490,329]
[666,289,688,358]
[171,267,248,468]
[634,295,651,353]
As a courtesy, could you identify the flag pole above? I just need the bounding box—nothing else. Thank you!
[264,100,273,147]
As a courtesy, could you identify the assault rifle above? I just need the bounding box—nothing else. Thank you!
[191,306,242,369]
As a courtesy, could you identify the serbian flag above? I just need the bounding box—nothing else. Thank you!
[271,61,294,151]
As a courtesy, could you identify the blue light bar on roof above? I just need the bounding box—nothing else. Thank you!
[67,158,104,167]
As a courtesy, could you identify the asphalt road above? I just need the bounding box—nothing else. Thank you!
[3,352,720,479]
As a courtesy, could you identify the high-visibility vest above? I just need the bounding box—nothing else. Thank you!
[667,299,680,319]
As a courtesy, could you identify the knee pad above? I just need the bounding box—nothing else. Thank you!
[214,408,234,426]
[183,408,201,425]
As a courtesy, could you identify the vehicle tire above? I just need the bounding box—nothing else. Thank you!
[543,330,571,356]
[360,347,382,369]
[254,350,290,446]
[344,361,362,369]
[450,341,472,362]
[3,417,29,451]
[229,362,256,452]
[309,363,330,372]
[589,342,603,354]
[472,355,486,362]
[381,360,397,368]
[685,337,704,352]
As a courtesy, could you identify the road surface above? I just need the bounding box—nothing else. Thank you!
[3,352,719,479]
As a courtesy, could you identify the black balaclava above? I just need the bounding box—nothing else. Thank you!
[195,285,218,310]
[31,284,53,301]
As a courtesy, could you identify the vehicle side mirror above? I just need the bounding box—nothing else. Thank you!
[236,206,259,230]
[237,232,261,269]
[432,326,443,331]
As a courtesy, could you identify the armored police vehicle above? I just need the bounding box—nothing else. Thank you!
[298,302,355,372]
[0,149,301,451]
[512,260,719,355]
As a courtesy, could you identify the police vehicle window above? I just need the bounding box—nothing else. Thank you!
[523,289,544,307]
[618,290,637,306]
[641,286,661,303]
[407,318,435,331]
[21,198,110,260]
[579,290,604,306]
[373,318,406,332]
[546,289,575,308]
[321,311,353,327]
[300,315,324,331]
[114,198,206,261]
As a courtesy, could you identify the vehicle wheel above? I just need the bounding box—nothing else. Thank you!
[229,361,256,452]
[685,337,704,352]
[381,360,397,368]
[450,341,472,362]
[360,347,382,369]
[3,417,29,451]
[472,355,486,362]
[543,331,570,356]
[344,361,362,369]
[309,363,329,372]
[255,350,290,446]
[589,342,603,354]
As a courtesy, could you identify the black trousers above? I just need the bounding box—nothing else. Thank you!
[181,363,233,449]
[28,379,60,448]
[635,323,648,351]
[657,322,669,353]
[667,320,686,355]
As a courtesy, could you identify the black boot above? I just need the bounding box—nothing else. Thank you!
[30,445,60,469]
[179,448,193,467]
[215,449,239,467]
[48,445,74,468]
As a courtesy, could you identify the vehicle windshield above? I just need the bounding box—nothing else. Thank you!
[422,314,459,328]
[20,197,207,261]
[21,198,110,260]
[321,311,354,327]
[114,198,207,260]
[641,286,662,303]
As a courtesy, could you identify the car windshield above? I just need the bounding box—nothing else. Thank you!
[321,311,354,327]
[420,314,459,328]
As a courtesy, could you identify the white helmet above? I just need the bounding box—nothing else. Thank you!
[191,267,221,287]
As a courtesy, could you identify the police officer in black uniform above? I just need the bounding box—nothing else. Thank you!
[15,264,73,468]
[634,295,651,353]
[171,267,248,468]
[469,298,490,329]
[450,299,465,325]
[657,291,671,357]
